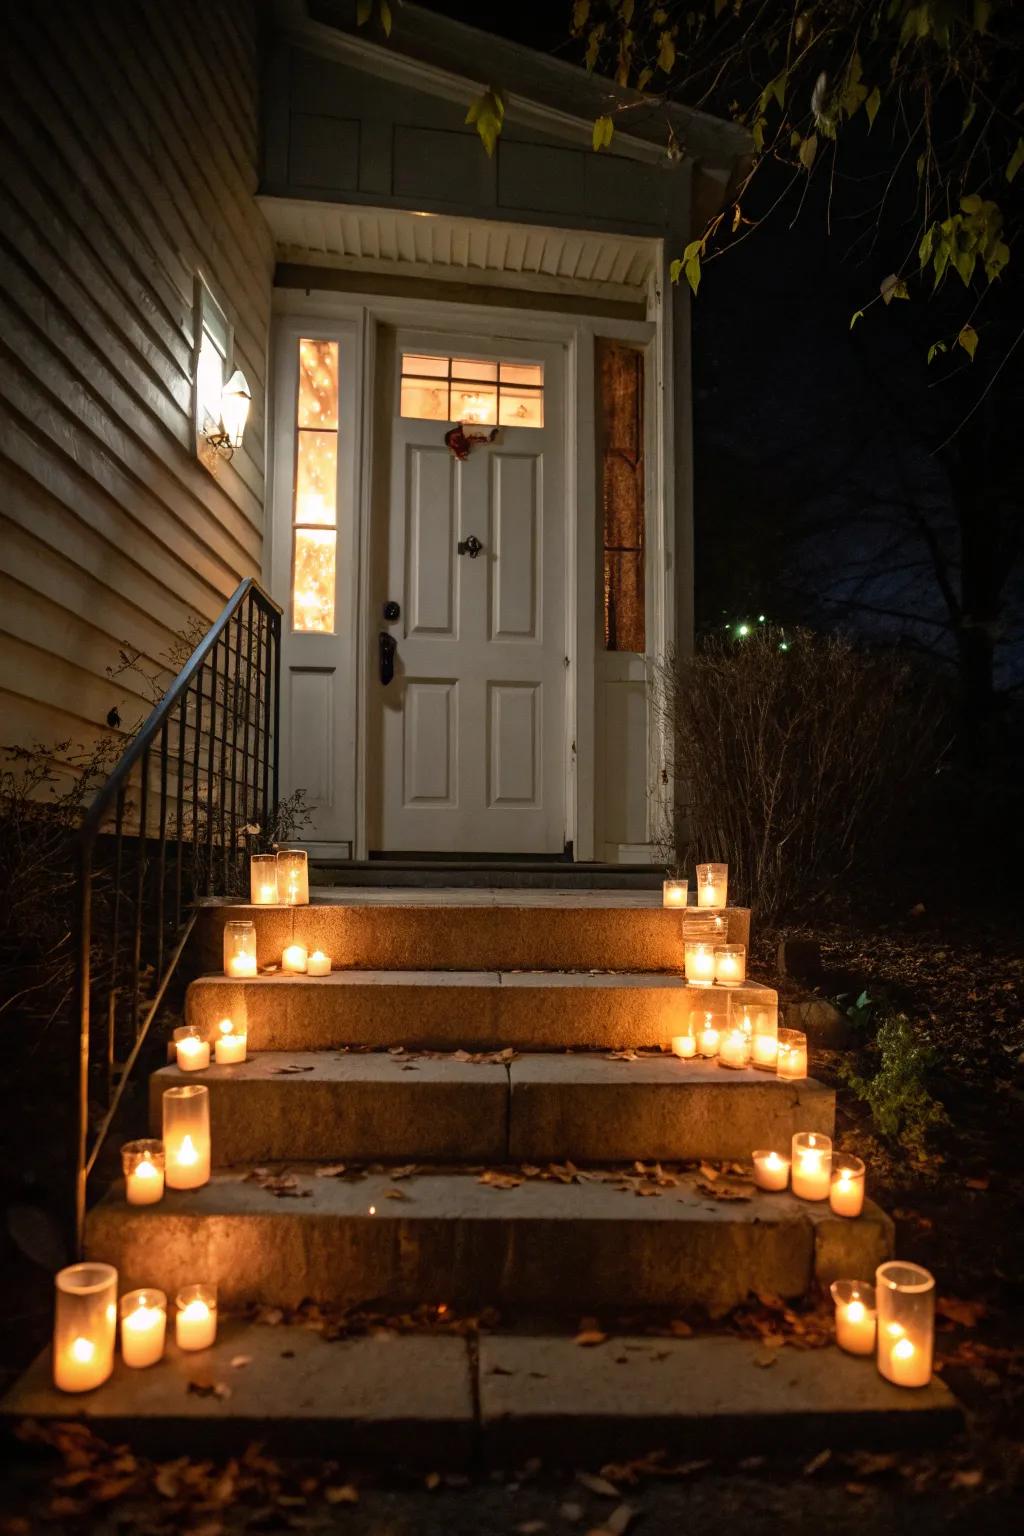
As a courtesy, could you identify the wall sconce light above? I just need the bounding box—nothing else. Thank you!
[204,369,251,459]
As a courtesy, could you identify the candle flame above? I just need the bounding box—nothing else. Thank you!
[846,1300,866,1324]
[125,1304,162,1332]
[177,1135,198,1167]
[892,1337,915,1361]
[218,1019,234,1036]
[766,1153,782,1169]
[886,1321,905,1339]
[181,1299,210,1323]
[70,1336,95,1364]
[136,1158,158,1179]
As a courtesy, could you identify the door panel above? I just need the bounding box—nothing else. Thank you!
[374,334,565,854]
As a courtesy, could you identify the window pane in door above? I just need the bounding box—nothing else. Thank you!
[400,378,450,421]
[298,340,339,430]
[402,353,449,377]
[498,388,544,428]
[499,362,543,387]
[295,431,338,524]
[293,529,337,633]
[452,357,498,381]
[450,383,498,425]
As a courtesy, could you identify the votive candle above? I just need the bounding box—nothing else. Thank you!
[121,1139,165,1205]
[662,879,688,908]
[699,1018,721,1058]
[120,1288,167,1369]
[306,949,331,976]
[684,942,716,986]
[223,919,257,978]
[53,1263,117,1393]
[830,1155,866,1218]
[714,945,746,986]
[671,1032,697,1059]
[876,1262,934,1388]
[752,1149,790,1191]
[249,853,279,905]
[695,862,728,908]
[777,1028,808,1081]
[282,943,308,973]
[174,1026,210,1072]
[719,1027,750,1068]
[175,1284,218,1351]
[791,1131,832,1200]
[213,1018,247,1064]
[831,1280,877,1356]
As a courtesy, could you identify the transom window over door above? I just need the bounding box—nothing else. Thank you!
[400,352,544,428]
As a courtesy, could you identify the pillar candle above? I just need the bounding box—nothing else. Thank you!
[831,1281,877,1356]
[752,1150,790,1191]
[282,943,308,973]
[249,854,279,905]
[791,1132,832,1200]
[713,946,745,986]
[719,1028,750,1068]
[684,943,716,986]
[830,1157,866,1218]
[120,1289,167,1369]
[163,1085,211,1191]
[671,1033,696,1059]
[213,1018,247,1064]
[876,1262,934,1388]
[175,1286,218,1351]
[306,949,331,976]
[174,1032,210,1071]
[53,1263,117,1393]
[122,1142,165,1206]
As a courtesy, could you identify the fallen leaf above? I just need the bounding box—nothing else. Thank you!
[230,1354,253,1369]
[478,1170,523,1189]
[187,1378,231,1400]
[964,1175,990,1191]
[575,1331,608,1347]
[952,1468,984,1489]
[669,1319,693,1337]
[315,1163,347,1178]
[324,1484,359,1505]
[938,1296,987,1328]
[697,1179,752,1201]
[424,1471,442,1490]
[605,1506,636,1536]
[384,1188,409,1200]
[753,1349,778,1369]
[804,1448,831,1475]
[576,1472,620,1498]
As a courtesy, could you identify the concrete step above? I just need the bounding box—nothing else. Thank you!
[2,1326,957,1461]
[87,1166,892,1317]
[149,1052,832,1166]
[187,971,778,1053]
[312,862,665,889]
[194,889,751,975]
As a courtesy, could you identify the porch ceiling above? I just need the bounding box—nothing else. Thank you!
[258,196,661,304]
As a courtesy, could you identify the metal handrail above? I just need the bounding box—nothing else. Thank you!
[74,577,282,1252]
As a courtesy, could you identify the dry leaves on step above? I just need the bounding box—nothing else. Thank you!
[937,1296,987,1328]
[315,1163,347,1178]
[594,1505,636,1536]
[390,1164,419,1180]
[186,1378,231,1400]
[561,1503,585,1523]
[229,1355,252,1369]
[576,1472,620,1498]
[574,1330,608,1347]
[324,1484,359,1504]
[753,1347,779,1368]
[260,1174,310,1199]
[516,1522,548,1534]
[696,1179,752,1202]
[270,1064,315,1074]
[384,1188,410,1200]
[605,1050,639,1062]
[453,1047,517,1064]
[804,1449,832,1476]
[478,1170,523,1189]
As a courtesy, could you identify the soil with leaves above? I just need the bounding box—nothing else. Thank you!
[3,909,1024,1531]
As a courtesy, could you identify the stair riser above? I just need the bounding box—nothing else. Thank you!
[148,1063,833,1165]
[87,1204,890,1319]
[148,1068,510,1164]
[196,904,751,974]
[186,977,775,1053]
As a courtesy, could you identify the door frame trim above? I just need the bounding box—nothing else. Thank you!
[272,286,662,863]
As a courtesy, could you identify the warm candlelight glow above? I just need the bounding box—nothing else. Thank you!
[719,1027,750,1068]
[306,949,331,976]
[283,943,308,973]
[250,854,279,905]
[752,1149,790,1191]
[662,879,688,908]
[699,1016,721,1058]
[223,920,257,978]
[671,1032,696,1059]
[713,945,746,986]
[830,1156,866,1218]
[120,1289,167,1369]
[876,1261,934,1387]
[174,1028,210,1072]
[276,849,309,906]
[176,1286,218,1351]
[776,1028,808,1081]
[213,1018,247,1064]
[695,862,728,908]
[831,1280,877,1356]
[791,1131,832,1201]
[163,1084,211,1190]
[53,1263,117,1393]
[122,1139,165,1205]
[684,942,716,986]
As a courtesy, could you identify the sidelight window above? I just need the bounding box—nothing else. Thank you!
[292,338,339,633]
[400,353,544,428]
[597,339,646,653]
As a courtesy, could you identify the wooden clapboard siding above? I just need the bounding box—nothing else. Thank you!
[0,0,273,757]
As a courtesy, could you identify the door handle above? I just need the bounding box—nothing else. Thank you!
[379,630,397,686]
[457,534,483,558]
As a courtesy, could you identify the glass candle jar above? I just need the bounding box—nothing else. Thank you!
[276,848,309,907]
[53,1262,117,1392]
[120,1288,167,1369]
[718,1026,751,1069]
[684,942,716,987]
[682,910,728,944]
[223,919,257,978]
[306,949,331,976]
[713,944,746,986]
[163,1084,211,1190]
[695,862,728,908]
[791,1131,832,1200]
[831,1279,877,1357]
[876,1262,935,1388]
[282,942,308,973]
[662,879,688,909]
[689,995,728,1059]
[174,1024,210,1072]
[175,1284,218,1351]
[213,1017,247,1064]
[752,1149,790,1191]
[830,1154,866,1218]
[670,1031,696,1059]
[121,1139,165,1205]
[741,1003,779,1070]
[776,1027,808,1081]
[250,853,279,905]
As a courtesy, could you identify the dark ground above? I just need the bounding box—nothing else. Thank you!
[2,906,1023,1534]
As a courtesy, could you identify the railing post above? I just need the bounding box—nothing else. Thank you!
[75,836,93,1259]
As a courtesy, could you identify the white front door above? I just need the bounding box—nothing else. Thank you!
[370,333,567,854]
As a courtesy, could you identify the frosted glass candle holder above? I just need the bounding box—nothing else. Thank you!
[670,1031,696,1059]
[175,1283,218,1351]
[250,853,279,905]
[214,1017,247,1064]
[306,949,331,976]
[752,1149,790,1191]
[120,1288,167,1369]
[737,1002,779,1070]
[713,944,745,986]
[282,942,308,973]
[684,941,716,987]
[831,1279,877,1357]
[695,862,728,908]
[718,1026,751,1069]
[791,1131,832,1200]
[163,1084,211,1190]
[174,1024,210,1072]
[223,919,257,977]
[53,1262,117,1393]
[121,1139,165,1205]
[830,1154,866,1218]
[777,1027,808,1081]
[662,879,688,909]
[689,995,729,1059]
[276,848,309,906]
[876,1262,934,1388]
[682,910,728,944]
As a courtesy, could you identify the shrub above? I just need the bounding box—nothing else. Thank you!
[653,627,946,918]
[840,1014,949,1157]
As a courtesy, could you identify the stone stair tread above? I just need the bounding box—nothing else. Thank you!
[88,1167,892,1316]
[1,1326,958,1459]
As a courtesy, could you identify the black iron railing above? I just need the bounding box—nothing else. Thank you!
[74,578,282,1251]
